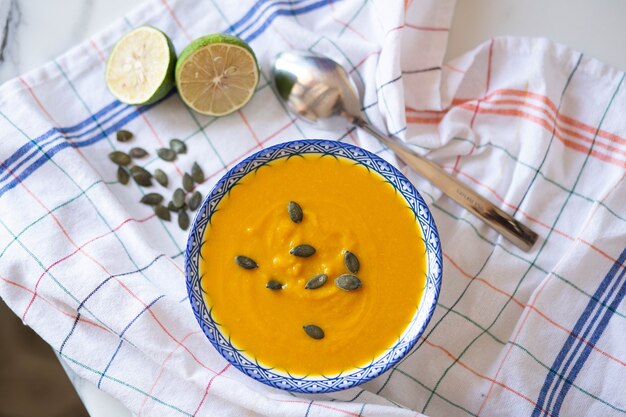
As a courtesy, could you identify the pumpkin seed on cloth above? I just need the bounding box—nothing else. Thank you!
[116,129,133,142]
[108,151,131,166]
[131,166,151,175]
[172,188,185,208]
[154,169,168,187]
[140,193,164,206]
[188,191,202,211]
[117,166,129,185]
[154,204,170,221]
[157,148,177,161]
[191,162,204,183]
[170,138,187,154]
[178,210,190,230]
[131,166,152,186]
[182,173,194,192]
[129,147,149,158]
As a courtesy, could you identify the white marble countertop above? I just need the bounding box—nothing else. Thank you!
[1,0,626,416]
[2,0,626,86]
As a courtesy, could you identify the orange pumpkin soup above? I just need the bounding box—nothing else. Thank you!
[199,154,427,375]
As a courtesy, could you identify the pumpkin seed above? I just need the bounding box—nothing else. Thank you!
[290,244,316,257]
[266,280,283,290]
[154,204,171,221]
[129,147,148,158]
[167,201,178,212]
[305,273,327,289]
[188,191,202,211]
[172,188,185,208]
[178,210,190,230]
[191,162,204,183]
[140,193,164,206]
[303,324,324,340]
[182,173,194,192]
[287,201,303,223]
[335,274,362,291]
[108,151,131,166]
[154,169,168,187]
[117,166,129,185]
[133,173,152,186]
[116,130,133,142]
[130,166,152,177]
[235,255,258,270]
[170,138,187,154]
[157,148,177,161]
[344,251,360,273]
[131,166,152,186]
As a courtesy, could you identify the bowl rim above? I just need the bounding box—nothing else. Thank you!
[185,139,442,393]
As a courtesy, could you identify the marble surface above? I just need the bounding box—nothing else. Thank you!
[0,0,143,84]
[446,0,626,69]
[2,0,626,87]
[2,0,626,416]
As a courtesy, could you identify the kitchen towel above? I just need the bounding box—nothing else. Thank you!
[1,0,625,416]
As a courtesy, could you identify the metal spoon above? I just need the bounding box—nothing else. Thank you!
[271,50,538,252]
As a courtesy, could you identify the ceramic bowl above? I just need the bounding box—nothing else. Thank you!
[185,139,442,393]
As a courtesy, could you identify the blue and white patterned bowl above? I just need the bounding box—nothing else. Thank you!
[185,139,442,393]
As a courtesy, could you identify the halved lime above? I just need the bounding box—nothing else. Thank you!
[175,34,259,116]
[105,26,176,105]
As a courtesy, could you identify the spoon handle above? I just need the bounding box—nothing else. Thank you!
[355,119,538,252]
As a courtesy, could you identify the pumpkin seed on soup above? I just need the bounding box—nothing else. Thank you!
[235,255,258,270]
[129,147,149,158]
[116,130,133,142]
[287,201,303,223]
[303,324,324,340]
[157,147,177,161]
[290,244,315,257]
[305,273,327,289]
[140,193,164,206]
[154,169,168,187]
[335,274,362,291]
[108,151,131,166]
[344,251,360,273]
[266,280,283,290]
[178,210,190,230]
[191,162,204,183]
[182,173,194,192]
[154,204,170,221]
[170,138,187,154]
[117,166,129,185]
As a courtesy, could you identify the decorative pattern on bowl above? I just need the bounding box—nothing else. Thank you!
[185,139,442,393]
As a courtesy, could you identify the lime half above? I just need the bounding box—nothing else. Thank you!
[106,26,176,105]
[175,34,259,116]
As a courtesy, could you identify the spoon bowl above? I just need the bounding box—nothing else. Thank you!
[272,51,362,131]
